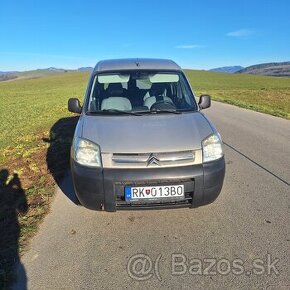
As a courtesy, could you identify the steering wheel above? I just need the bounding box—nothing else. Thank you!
[150,100,176,111]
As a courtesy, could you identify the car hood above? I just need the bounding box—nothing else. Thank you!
[80,112,213,153]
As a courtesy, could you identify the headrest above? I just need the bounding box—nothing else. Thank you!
[150,83,166,96]
[107,83,123,96]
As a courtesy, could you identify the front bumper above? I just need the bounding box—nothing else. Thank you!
[71,157,225,211]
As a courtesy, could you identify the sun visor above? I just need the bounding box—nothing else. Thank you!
[98,74,130,83]
[149,73,179,83]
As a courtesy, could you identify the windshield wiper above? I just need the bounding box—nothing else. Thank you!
[87,109,142,116]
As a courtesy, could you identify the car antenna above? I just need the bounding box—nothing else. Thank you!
[135,58,140,67]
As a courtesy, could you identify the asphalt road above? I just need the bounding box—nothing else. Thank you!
[14,102,290,290]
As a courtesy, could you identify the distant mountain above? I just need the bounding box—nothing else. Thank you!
[0,71,19,74]
[78,67,93,72]
[0,66,93,82]
[0,71,19,81]
[0,68,69,82]
[36,67,69,72]
[209,66,244,73]
[236,61,290,77]
[47,67,65,72]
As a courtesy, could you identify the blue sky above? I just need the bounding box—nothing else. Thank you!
[0,0,289,71]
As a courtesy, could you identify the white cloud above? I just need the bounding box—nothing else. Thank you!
[175,44,205,49]
[227,29,255,38]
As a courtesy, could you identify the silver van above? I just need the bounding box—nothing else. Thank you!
[68,58,225,211]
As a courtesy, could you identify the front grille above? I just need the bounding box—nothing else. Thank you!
[116,199,192,209]
[102,150,202,168]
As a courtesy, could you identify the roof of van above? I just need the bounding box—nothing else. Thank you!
[94,58,181,72]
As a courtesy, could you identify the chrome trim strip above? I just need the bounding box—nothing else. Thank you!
[102,150,202,168]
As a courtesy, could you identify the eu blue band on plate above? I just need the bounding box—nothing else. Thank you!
[125,187,131,200]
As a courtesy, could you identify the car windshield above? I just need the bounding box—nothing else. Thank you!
[86,70,198,114]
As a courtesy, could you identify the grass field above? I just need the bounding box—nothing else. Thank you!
[185,70,290,119]
[0,70,289,288]
[0,72,89,159]
[0,70,289,160]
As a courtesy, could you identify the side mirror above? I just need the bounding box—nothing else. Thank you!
[68,98,82,114]
[198,95,211,110]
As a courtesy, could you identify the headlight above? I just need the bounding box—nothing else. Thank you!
[202,134,223,162]
[72,137,102,167]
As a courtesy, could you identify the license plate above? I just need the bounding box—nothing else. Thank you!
[125,185,184,201]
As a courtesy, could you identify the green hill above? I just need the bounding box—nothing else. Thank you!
[185,69,290,119]
[0,68,73,82]
[0,69,289,284]
[0,69,289,162]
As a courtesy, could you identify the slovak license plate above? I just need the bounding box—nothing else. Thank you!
[125,185,184,201]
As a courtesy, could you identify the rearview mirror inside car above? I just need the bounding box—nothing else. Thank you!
[198,95,211,110]
[68,98,82,114]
